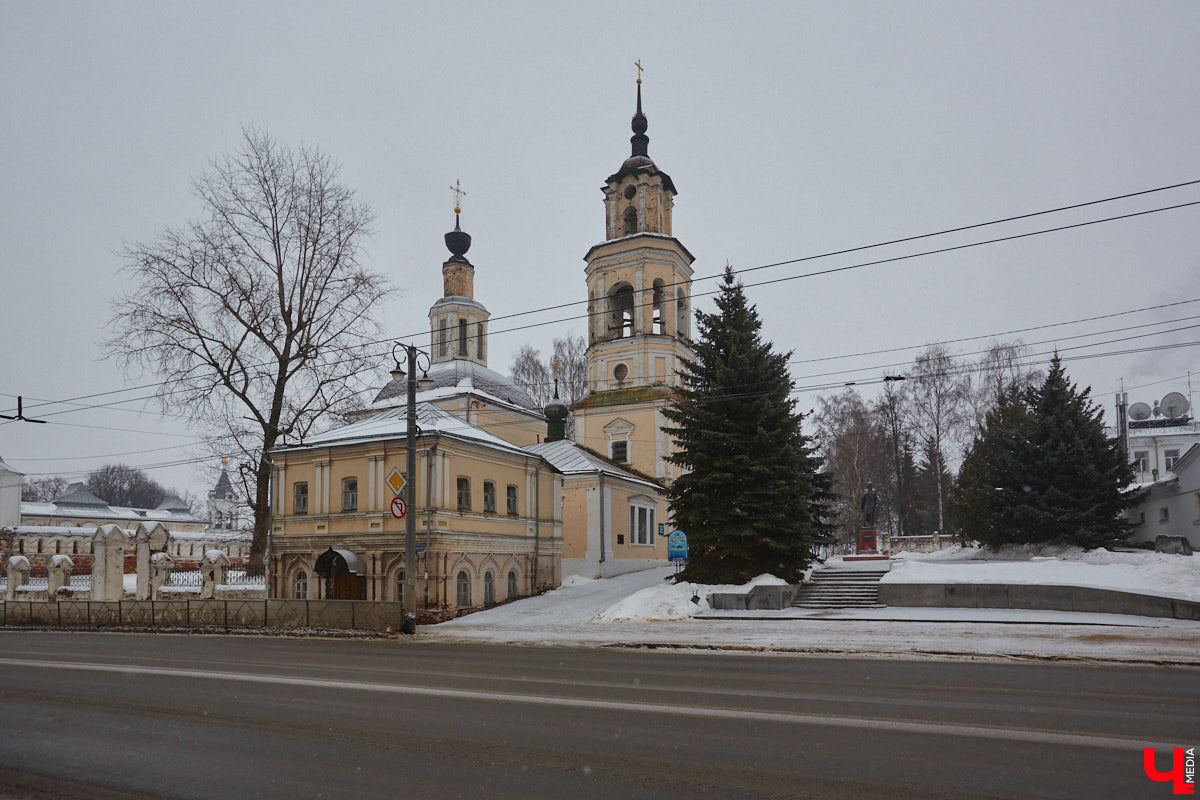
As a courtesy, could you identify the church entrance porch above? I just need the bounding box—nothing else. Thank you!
[314,547,367,600]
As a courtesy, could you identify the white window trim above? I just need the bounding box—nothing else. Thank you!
[628,499,656,547]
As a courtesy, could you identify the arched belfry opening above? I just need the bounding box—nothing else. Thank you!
[652,278,666,334]
[622,206,638,236]
[676,288,688,337]
[607,283,635,339]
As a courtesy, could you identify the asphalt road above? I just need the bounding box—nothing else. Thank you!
[0,632,1194,799]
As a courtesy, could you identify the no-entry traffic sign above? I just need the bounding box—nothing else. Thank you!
[390,496,407,519]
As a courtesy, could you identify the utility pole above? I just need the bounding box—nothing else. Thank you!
[391,343,432,617]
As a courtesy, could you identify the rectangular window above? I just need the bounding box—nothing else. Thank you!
[294,482,308,515]
[439,319,447,356]
[342,478,358,512]
[506,484,518,516]
[483,481,496,513]
[629,504,655,545]
[1133,451,1149,473]
[1160,506,1170,523]
[476,322,484,359]
[457,477,471,511]
[611,440,629,464]
[1195,493,1200,521]
[458,319,468,356]
[1165,449,1181,471]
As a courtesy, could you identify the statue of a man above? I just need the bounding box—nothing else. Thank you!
[859,482,879,529]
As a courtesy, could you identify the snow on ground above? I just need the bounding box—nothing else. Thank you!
[430,556,1200,664]
[885,545,1200,601]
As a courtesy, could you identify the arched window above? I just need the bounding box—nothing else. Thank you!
[476,322,485,360]
[458,318,468,356]
[395,570,405,604]
[54,539,61,554]
[294,571,308,600]
[623,206,638,236]
[456,570,471,607]
[72,541,78,555]
[652,278,666,335]
[676,289,688,337]
[484,571,495,605]
[18,539,24,554]
[36,539,43,554]
[483,481,496,513]
[507,570,518,600]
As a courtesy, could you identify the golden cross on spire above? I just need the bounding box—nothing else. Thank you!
[635,59,643,85]
[450,179,467,215]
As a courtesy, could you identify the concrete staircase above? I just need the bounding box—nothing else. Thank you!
[792,566,889,608]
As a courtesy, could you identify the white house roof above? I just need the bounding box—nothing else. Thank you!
[277,402,532,458]
[21,484,201,524]
[524,439,661,491]
[371,359,541,412]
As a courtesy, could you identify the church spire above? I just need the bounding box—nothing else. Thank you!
[630,61,649,159]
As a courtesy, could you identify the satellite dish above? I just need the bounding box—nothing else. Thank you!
[1128,402,1152,421]
[1161,392,1190,420]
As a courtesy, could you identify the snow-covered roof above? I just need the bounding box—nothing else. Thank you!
[371,359,541,413]
[277,402,532,458]
[21,494,201,524]
[524,439,661,491]
[0,455,21,476]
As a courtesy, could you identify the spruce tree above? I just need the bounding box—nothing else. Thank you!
[663,267,835,583]
[952,356,1142,549]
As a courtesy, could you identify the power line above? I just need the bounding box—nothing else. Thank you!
[8,179,1199,420]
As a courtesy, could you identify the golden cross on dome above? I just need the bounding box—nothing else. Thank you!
[450,179,467,215]
[635,59,643,85]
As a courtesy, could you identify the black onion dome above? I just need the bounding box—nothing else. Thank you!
[607,81,676,194]
[444,214,471,260]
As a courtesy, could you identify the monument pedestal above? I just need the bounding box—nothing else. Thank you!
[844,528,890,562]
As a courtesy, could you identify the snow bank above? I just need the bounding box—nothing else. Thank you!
[595,574,786,622]
[885,546,1200,601]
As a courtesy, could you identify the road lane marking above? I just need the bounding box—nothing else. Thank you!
[0,657,1173,752]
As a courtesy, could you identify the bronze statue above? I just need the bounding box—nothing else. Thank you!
[859,482,879,529]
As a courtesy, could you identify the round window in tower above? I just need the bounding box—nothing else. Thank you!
[613,363,629,382]
[623,184,636,200]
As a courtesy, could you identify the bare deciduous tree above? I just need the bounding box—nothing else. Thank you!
[21,476,67,503]
[813,389,891,540]
[510,344,553,409]
[551,333,588,406]
[510,333,589,426]
[962,340,1042,439]
[108,126,392,564]
[905,344,968,533]
[87,463,168,509]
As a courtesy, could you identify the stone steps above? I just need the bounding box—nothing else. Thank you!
[793,567,889,608]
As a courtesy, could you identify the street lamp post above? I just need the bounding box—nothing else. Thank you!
[391,342,433,617]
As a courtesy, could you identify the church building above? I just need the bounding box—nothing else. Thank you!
[266,74,694,604]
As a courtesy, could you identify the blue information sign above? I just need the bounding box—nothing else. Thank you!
[667,530,688,563]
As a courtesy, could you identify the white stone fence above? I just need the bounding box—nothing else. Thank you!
[5,525,264,602]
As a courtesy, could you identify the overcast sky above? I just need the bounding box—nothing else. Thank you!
[2,1,1199,496]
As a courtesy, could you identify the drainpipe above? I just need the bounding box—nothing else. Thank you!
[424,432,440,608]
[598,471,606,569]
[533,461,541,593]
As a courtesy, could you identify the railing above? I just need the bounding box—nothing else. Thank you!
[224,569,266,588]
[165,570,204,588]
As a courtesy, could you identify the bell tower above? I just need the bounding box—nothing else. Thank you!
[428,183,489,368]
[575,70,694,482]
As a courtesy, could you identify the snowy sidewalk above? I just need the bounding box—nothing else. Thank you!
[428,566,1200,665]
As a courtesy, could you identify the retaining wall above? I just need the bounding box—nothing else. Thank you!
[0,599,411,631]
[878,582,1200,621]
